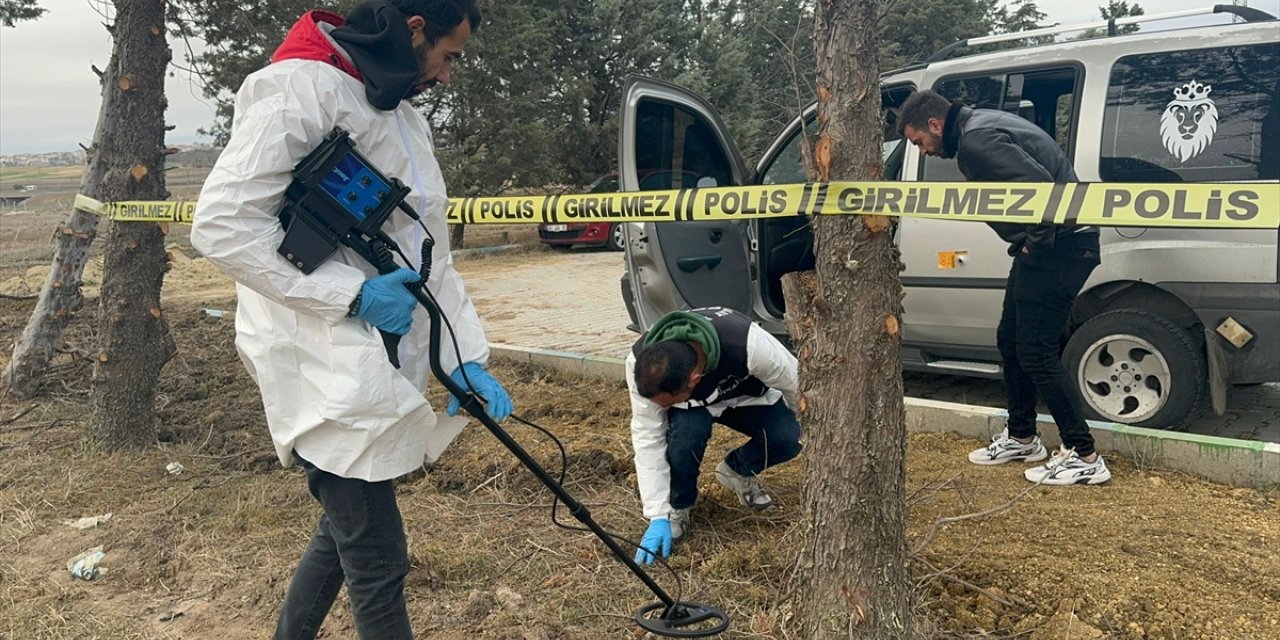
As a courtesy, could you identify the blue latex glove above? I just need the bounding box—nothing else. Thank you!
[446,362,513,421]
[635,518,672,565]
[355,268,422,336]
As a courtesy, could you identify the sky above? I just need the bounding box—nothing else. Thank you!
[1,0,1279,155]
[0,0,217,155]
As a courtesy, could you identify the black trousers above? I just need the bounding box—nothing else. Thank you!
[665,400,803,510]
[273,457,413,640]
[998,237,1100,457]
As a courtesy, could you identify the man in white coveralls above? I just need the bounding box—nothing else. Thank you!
[191,1,511,637]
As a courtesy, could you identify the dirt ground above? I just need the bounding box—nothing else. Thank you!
[2,246,1279,639]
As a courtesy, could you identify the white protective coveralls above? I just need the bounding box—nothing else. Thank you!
[625,322,798,520]
[191,57,487,482]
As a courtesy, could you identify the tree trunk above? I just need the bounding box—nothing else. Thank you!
[2,56,116,397]
[89,0,177,450]
[450,222,466,250]
[786,0,914,637]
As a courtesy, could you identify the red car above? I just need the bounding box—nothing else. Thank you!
[537,174,625,251]
[538,222,625,251]
[538,170,699,251]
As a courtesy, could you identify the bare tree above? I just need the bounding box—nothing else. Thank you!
[4,9,114,397]
[2,152,107,397]
[91,0,177,449]
[5,2,176,449]
[784,0,914,637]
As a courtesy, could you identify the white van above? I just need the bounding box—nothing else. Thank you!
[616,5,1280,429]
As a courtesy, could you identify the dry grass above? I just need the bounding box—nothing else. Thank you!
[2,299,1278,640]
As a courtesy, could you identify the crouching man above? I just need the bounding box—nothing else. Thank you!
[627,307,803,565]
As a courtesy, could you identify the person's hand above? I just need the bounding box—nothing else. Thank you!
[634,518,673,565]
[354,268,421,335]
[446,362,513,421]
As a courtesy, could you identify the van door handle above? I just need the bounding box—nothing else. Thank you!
[677,255,722,272]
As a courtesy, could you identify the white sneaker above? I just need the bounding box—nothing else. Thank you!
[967,429,1049,466]
[669,507,690,542]
[1024,447,1112,486]
[715,461,774,510]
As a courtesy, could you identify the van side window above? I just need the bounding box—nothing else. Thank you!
[760,127,808,185]
[759,85,915,185]
[881,85,916,182]
[1101,44,1279,182]
[923,67,1080,181]
[635,100,733,189]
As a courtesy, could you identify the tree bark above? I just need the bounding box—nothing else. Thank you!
[787,0,914,637]
[450,222,466,250]
[89,0,177,450]
[2,52,116,397]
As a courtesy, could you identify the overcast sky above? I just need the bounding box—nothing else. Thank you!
[1,0,1278,155]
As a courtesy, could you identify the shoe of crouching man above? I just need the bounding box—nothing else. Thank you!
[715,460,775,510]
[669,507,690,543]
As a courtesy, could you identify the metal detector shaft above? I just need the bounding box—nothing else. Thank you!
[408,286,678,610]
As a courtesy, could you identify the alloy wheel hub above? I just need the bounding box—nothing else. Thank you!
[1077,334,1172,423]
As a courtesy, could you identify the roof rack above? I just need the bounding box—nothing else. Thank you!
[925,4,1277,63]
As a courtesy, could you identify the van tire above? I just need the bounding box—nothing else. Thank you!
[1063,310,1206,429]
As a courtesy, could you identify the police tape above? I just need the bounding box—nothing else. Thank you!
[74,194,196,223]
[76,181,1280,229]
[447,181,1280,229]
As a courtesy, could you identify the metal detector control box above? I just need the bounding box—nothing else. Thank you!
[278,127,412,274]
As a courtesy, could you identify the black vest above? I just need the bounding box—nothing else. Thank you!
[632,307,769,407]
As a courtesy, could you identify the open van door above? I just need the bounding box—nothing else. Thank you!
[618,77,753,333]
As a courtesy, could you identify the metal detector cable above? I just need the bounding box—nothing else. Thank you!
[383,213,690,611]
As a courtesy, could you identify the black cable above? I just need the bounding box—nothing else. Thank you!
[420,280,688,606]
[386,214,688,610]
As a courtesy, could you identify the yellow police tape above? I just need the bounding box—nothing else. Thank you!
[76,181,1280,229]
[75,195,198,224]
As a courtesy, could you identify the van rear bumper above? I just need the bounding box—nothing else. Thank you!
[1162,282,1280,384]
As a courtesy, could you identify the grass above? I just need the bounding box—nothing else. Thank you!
[2,335,1276,639]
[0,166,86,186]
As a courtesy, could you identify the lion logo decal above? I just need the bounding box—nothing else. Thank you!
[1160,80,1218,163]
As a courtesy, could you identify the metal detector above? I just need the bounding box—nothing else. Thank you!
[277,127,730,638]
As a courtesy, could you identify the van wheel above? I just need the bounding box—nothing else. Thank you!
[606,223,625,251]
[1063,310,1206,429]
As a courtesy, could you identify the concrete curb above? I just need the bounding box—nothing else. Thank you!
[452,244,526,258]
[490,343,1280,489]
[490,343,626,385]
[905,398,1280,488]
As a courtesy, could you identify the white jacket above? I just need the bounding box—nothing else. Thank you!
[191,59,488,482]
[626,323,798,520]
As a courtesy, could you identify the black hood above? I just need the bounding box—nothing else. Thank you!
[330,0,419,110]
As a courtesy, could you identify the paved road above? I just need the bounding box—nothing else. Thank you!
[456,248,1280,444]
